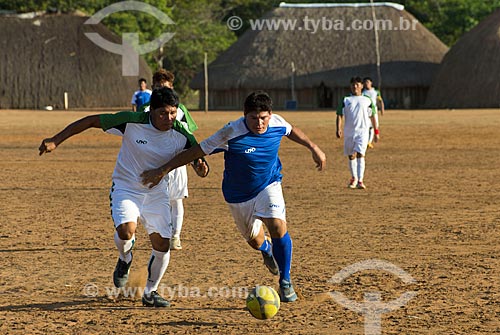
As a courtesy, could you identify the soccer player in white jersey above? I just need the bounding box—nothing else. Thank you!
[142,69,204,251]
[336,77,380,189]
[141,91,326,302]
[39,87,209,307]
[362,77,385,149]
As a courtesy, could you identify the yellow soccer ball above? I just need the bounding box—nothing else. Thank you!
[246,285,280,319]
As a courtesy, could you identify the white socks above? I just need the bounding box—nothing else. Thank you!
[170,198,184,238]
[348,156,366,182]
[348,158,358,180]
[114,231,135,263]
[357,156,365,182]
[144,249,171,295]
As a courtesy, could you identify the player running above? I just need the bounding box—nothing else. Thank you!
[141,91,326,302]
[336,76,379,189]
[140,69,202,251]
[39,87,209,307]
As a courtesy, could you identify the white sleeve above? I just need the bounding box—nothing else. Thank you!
[270,114,292,136]
[200,118,247,154]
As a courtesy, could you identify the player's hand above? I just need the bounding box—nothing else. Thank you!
[374,134,380,143]
[193,158,209,178]
[141,168,165,189]
[336,130,342,138]
[39,138,57,156]
[311,146,326,171]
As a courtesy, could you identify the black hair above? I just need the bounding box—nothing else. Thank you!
[138,78,147,84]
[363,77,373,83]
[350,76,363,84]
[150,87,179,110]
[244,91,272,114]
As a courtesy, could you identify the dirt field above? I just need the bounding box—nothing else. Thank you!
[0,109,499,334]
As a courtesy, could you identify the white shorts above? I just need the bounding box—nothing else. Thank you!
[110,184,172,238]
[168,165,188,200]
[227,181,286,242]
[344,130,369,156]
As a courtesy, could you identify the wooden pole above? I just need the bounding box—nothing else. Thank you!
[64,92,68,110]
[370,0,382,89]
[204,52,208,113]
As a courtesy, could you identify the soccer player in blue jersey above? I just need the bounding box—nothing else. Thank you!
[141,91,326,302]
[39,87,209,308]
[131,78,152,112]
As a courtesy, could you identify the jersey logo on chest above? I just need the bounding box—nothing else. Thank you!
[244,147,256,153]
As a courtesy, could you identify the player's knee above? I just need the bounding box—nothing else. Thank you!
[116,223,136,240]
[264,219,287,238]
[151,236,170,252]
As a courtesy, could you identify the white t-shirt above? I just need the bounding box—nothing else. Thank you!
[336,95,375,137]
[99,111,197,192]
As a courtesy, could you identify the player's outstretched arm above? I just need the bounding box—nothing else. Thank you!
[141,144,207,188]
[38,115,102,156]
[287,126,326,171]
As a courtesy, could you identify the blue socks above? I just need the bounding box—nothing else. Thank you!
[272,232,292,282]
[258,238,273,256]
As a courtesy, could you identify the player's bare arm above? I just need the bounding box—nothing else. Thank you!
[287,126,326,171]
[141,144,207,188]
[377,97,385,116]
[336,115,343,138]
[38,115,102,156]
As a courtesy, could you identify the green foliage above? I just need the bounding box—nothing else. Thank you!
[162,0,236,97]
[402,0,500,45]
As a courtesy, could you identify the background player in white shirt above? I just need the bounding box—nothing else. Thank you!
[141,91,326,303]
[336,77,379,189]
[39,87,209,308]
[362,77,385,149]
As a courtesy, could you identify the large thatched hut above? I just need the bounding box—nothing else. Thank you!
[0,14,151,109]
[426,9,500,108]
[191,2,448,110]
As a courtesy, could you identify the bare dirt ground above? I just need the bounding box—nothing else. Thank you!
[0,109,499,334]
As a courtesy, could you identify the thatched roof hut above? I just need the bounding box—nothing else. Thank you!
[191,2,448,109]
[0,14,151,109]
[426,9,500,108]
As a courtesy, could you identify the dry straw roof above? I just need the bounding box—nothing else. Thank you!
[0,14,151,109]
[191,2,448,90]
[426,8,500,108]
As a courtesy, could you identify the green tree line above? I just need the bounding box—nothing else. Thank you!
[1,0,499,97]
